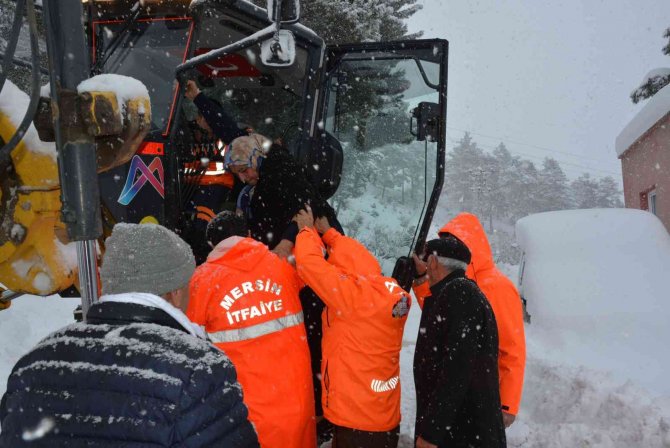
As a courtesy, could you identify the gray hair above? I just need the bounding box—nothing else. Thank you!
[434,256,468,272]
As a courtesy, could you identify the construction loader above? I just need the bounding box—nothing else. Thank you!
[0,0,449,318]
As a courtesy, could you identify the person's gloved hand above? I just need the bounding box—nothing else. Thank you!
[185,79,201,101]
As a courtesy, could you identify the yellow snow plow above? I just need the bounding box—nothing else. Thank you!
[0,79,150,305]
[0,83,72,300]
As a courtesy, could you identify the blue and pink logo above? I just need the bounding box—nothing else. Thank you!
[117,155,165,206]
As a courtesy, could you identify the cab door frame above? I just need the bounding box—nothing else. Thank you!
[315,39,448,286]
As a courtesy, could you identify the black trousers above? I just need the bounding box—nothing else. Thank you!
[299,287,325,416]
[332,425,400,448]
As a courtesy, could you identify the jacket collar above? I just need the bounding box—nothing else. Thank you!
[94,292,206,339]
[429,269,466,297]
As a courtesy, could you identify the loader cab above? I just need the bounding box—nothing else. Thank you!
[88,0,448,285]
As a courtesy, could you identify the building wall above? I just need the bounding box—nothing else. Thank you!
[620,113,670,233]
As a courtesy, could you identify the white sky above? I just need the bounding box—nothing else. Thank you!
[407,0,670,181]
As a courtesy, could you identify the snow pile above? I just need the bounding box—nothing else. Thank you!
[616,81,670,156]
[400,270,670,447]
[516,208,670,395]
[506,345,670,447]
[0,295,79,398]
[0,80,57,161]
[77,74,150,120]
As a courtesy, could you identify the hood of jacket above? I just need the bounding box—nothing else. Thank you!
[439,213,495,276]
[208,236,272,272]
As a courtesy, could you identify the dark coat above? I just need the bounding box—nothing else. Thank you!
[0,299,259,448]
[413,270,506,448]
[250,146,339,249]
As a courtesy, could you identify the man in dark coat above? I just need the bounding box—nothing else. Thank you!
[0,223,259,448]
[413,237,506,448]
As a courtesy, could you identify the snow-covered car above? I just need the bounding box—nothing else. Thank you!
[515,208,670,394]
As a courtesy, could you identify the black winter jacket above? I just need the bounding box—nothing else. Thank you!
[193,93,247,143]
[250,146,339,249]
[0,298,259,448]
[413,270,506,448]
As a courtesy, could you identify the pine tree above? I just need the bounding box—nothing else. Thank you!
[537,157,570,212]
[491,143,520,223]
[444,133,486,211]
[510,160,542,221]
[630,26,670,103]
[631,70,670,104]
[571,173,600,209]
[251,0,422,44]
[595,176,624,208]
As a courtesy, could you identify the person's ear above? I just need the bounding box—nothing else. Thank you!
[428,255,438,271]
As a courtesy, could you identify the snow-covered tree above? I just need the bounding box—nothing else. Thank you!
[630,68,670,104]
[630,26,670,103]
[251,0,422,44]
[444,132,484,210]
[537,157,570,212]
[570,173,600,208]
[594,176,624,208]
[570,173,623,209]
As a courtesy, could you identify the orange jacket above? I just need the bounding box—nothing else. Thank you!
[428,213,526,415]
[187,237,315,448]
[294,227,410,432]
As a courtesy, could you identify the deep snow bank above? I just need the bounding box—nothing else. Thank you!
[506,342,670,447]
[516,209,670,396]
[0,295,79,397]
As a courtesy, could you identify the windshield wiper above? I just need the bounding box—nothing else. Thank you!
[91,0,142,75]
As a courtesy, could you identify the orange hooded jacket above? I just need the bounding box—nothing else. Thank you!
[187,237,315,448]
[294,227,410,432]
[415,213,526,415]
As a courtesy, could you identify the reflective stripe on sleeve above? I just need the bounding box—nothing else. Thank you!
[208,311,304,343]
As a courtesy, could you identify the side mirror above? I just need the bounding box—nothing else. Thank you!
[410,102,440,142]
[267,0,300,24]
[261,30,296,67]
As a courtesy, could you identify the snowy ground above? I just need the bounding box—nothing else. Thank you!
[2,290,670,446]
[400,296,670,448]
